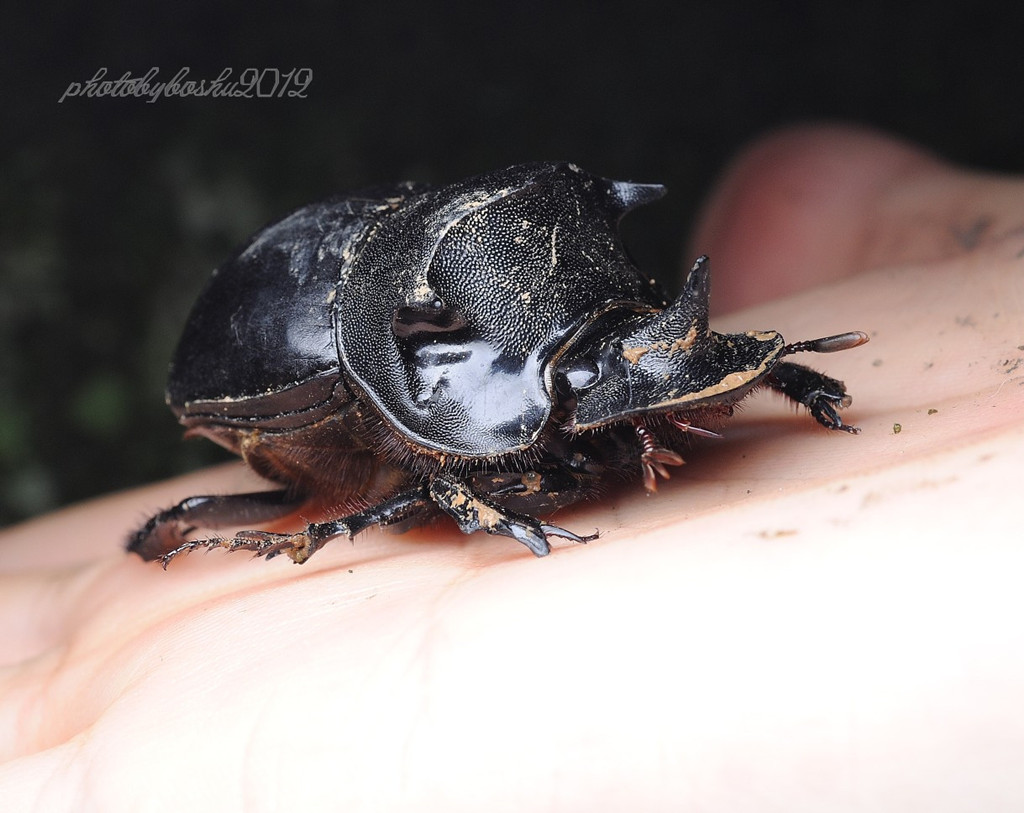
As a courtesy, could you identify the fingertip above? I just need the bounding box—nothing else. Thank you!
[690,123,944,312]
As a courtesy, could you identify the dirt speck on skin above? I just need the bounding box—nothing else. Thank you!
[950,215,994,250]
[757,528,797,539]
[999,357,1023,375]
[893,423,902,434]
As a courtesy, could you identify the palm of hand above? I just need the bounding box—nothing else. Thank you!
[2,126,1023,811]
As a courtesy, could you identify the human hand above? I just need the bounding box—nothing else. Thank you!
[3,125,1022,811]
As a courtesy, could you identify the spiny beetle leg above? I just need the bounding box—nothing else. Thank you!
[429,475,594,557]
[128,490,301,562]
[154,530,317,569]
[153,486,433,567]
[766,361,859,433]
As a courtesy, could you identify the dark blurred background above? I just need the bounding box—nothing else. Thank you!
[2,1,1022,525]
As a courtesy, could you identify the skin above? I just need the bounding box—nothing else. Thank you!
[2,125,1022,811]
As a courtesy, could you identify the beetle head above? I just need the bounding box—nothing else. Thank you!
[567,256,786,430]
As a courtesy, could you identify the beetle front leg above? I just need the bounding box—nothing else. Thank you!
[765,361,860,433]
[429,475,595,557]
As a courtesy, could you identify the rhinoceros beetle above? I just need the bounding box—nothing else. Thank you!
[129,162,867,565]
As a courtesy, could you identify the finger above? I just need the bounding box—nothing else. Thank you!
[689,123,1024,312]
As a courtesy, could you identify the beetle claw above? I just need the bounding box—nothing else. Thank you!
[540,523,598,544]
[807,395,861,434]
[429,475,601,555]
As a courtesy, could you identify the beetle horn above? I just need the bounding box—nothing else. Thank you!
[570,255,785,430]
[603,179,667,219]
[621,255,711,353]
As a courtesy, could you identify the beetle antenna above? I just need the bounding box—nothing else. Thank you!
[783,331,868,356]
[634,423,685,492]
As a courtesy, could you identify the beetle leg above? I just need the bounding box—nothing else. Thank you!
[149,531,309,568]
[429,475,595,557]
[464,467,602,517]
[765,361,860,433]
[634,424,685,493]
[140,487,434,567]
[262,486,433,564]
[128,490,301,562]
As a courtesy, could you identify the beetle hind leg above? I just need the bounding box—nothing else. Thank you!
[128,490,302,562]
[765,361,860,433]
[239,486,433,565]
[134,487,434,567]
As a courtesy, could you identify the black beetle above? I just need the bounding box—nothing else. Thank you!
[130,162,867,565]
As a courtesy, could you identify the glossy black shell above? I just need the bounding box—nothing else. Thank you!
[134,161,865,565]
[168,162,669,457]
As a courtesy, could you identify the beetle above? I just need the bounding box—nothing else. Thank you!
[129,162,867,565]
